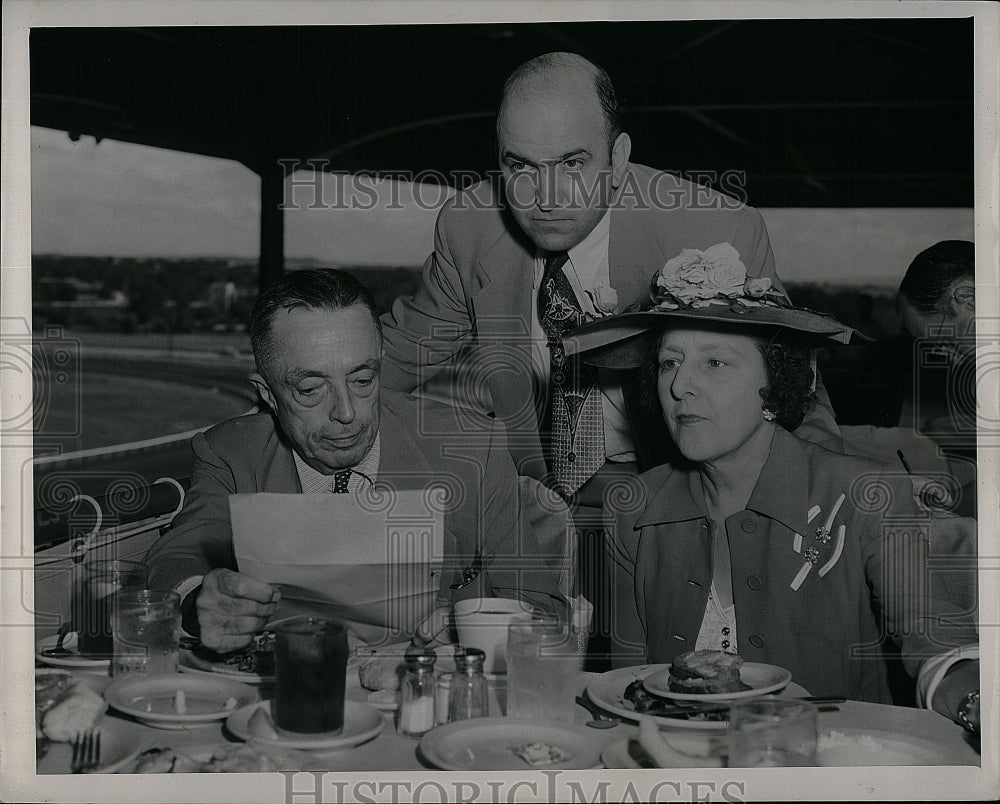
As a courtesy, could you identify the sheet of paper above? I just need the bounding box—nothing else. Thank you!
[230,492,445,643]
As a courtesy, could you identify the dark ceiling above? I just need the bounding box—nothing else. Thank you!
[30,18,974,207]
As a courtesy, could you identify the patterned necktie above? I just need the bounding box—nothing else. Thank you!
[332,469,351,493]
[539,251,606,496]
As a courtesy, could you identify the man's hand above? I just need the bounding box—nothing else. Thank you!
[196,568,280,652]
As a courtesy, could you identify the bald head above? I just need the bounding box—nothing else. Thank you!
[497,52,622,152]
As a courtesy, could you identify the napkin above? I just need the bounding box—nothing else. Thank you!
[230,492,445,645]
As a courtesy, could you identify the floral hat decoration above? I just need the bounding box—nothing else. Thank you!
[562,242,870,369]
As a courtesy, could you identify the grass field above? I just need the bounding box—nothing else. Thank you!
[37,370,252,453]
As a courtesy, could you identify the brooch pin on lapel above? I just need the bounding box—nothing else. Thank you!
[790,494,846,591]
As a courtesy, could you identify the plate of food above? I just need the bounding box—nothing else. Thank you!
[36,669,112,761]
[419,718,602,771]
[123,741,329,773]
[225,699,385,751]
[585,660,807,731]
[641,651,792,702]
[104,673,258,729]
[179,630,277,684]
[35,632,111,672]
[816,729,971,766]
[36,672,141,774]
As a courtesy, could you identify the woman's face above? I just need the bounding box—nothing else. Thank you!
[656,325,771,464]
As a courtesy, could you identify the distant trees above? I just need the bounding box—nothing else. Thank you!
[31,256,423,333]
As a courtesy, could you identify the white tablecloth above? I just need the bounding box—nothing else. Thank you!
[36,668,981,773]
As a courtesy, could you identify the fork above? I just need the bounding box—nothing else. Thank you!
[71,730,101,773]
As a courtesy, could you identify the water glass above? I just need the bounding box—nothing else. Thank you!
[73,559,147,656]
[506,617,578,723]
[274,617,350,735]
[727,698,818,767]
[111,590,181,677]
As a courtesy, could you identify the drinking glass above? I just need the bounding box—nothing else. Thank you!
[111,590,181,677]
[506,616,578,722]
[727,698,818,767]
[273,617,349,735]
[73,559,147,656]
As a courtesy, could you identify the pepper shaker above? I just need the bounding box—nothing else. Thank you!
[448,646,489,722]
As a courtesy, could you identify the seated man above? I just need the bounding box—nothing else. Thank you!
[146,269,565,652]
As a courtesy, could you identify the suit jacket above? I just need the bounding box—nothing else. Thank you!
[381,163,842,481]
[145,389,566,640]
[608,426,978,702]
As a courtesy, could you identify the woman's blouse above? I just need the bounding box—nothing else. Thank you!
[607,426,978,702]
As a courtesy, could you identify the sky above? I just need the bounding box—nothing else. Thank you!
[30,126,975,286]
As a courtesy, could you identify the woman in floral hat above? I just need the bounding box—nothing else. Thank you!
[563,243,980,732]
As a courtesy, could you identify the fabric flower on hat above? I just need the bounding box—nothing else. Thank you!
[655,243,748,308]
[584,282,619,317]
[653,243,787,310]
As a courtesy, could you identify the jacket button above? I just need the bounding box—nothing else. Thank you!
[721,626,731,636]
[741,519,757,534]
[749,634,765,648]
[747,575,762,591]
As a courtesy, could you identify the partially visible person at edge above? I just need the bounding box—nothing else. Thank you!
[897,240,977,437]
[379,51,843,513]
[145,269,565,653]
[561,247,980,732]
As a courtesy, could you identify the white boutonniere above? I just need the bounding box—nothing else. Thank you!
[584,282,619,318]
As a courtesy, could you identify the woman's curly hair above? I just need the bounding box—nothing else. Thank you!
[639,323,817,432]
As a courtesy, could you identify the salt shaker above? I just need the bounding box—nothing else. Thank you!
[448,646,489,722]
[399,645,437,738]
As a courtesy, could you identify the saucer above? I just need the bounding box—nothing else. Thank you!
[225,700,384,750]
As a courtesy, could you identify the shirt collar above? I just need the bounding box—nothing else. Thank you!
[566,204,612,283]
[293,432,381,494]
[533,205,613,288]
[634,427,810,536]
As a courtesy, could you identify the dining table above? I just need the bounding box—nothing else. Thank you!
[36,659,981,774]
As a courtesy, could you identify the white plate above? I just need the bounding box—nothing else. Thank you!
[225,700,384,750]
[601,733,726,769]
[105,673,258,729]
[642,662,793,702]
[817,728,972,766]
[419,718,603,771]
[36,717,142,774]
[179,649,274,685]
[586,665,808,731]
[36,632,111,671]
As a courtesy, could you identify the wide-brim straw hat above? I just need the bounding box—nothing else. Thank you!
[561,242,871,369]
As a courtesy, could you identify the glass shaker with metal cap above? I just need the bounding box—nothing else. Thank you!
[448,646,489,722]
[399,645,437,738]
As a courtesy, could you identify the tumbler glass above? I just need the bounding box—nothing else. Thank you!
[273,617,350,735]
[111,590,181,677]
[727,698,818,767]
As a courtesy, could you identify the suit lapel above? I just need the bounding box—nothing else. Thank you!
[257,422,302,493]
[470,230,546,474]
[609,167,670,307]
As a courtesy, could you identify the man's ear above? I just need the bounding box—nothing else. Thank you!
[250,373,276,412]
[610,131,632,188]
[951,284,975,313]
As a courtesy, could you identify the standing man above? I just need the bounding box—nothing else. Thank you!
[381,51,840,505]
[146,269,565,652]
